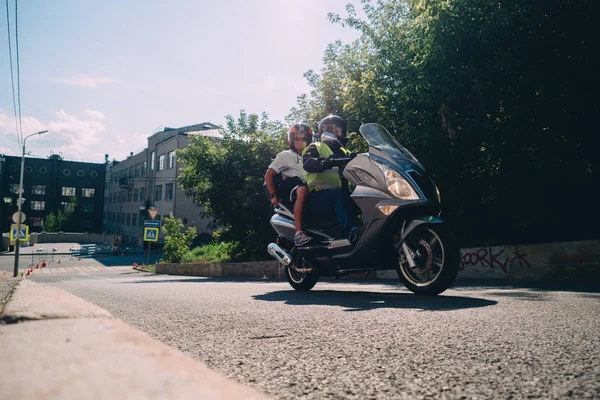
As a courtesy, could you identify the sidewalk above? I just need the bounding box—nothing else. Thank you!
[0,277,269,400]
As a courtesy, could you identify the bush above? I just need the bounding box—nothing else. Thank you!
[180,241,242,264]
[160,213,197,264]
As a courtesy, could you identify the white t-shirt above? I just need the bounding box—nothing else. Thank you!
[268,150,307,182]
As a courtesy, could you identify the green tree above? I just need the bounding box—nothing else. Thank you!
[290,0,600,246]
[160,213,197,264]
[177,111,287,260]
[43,197,78,232]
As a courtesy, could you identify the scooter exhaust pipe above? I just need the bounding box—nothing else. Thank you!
[267,243,291,266]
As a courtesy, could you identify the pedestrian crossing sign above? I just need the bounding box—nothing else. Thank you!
[10,224,29,241]
[143,227,159,242]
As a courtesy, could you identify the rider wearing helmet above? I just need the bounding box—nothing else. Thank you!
[302,115,358,239]
[265,123,313,245]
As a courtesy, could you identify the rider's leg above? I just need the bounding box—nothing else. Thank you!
[294,186,308,233]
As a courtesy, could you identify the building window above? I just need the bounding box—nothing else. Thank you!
[63,169,71,176]
[31,185,46,195]
[77,170,85,177]
[126,213,131,225]
[39,167,47,174]
[82,188,95,198]
[132,214,137,227]
[133,189,139,202]
[9,184,22,194]
[165,183,174,200]
[61,202,75,212]
[31,201,45,211]
[127,190,133,202]
[151,152,155,170]
[155,185,162,201]
[158,154,165,171]
[31,217,44,227]
[91,171,98,178]
[135,164,140,177]
[62,187,76,196]
[141,161,147,176]
[25,166,32,173]
[128,166,134,177]
[139,188,145,202]
[112,213,116,223]
[82,204,95,213]
[168,151,175,168]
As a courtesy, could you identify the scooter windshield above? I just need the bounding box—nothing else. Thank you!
[359,123,421,166]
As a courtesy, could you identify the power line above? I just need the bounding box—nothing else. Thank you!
[15,0,23,145]
[5,0,21,149]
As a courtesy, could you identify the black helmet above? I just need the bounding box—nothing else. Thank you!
[318,115,347,145]
[287,123,313,152]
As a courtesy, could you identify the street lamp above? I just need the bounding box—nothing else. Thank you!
[13,130,48,277]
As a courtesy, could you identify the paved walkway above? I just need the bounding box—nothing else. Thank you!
[22,266,133,275]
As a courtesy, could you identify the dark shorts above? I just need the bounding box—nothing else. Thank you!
[277,176,307,205]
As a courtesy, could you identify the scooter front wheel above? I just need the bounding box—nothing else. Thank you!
[285,257,319,291]
[396,224,459,296]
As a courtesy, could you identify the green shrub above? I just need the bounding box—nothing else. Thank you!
[180,241,242,263]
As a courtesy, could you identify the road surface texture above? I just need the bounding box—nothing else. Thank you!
[30,270,600,399]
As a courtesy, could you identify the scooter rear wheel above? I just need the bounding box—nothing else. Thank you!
[285,257,319,291]
[396,224,459,296]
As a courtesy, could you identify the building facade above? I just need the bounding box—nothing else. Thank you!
[0,154,106,247]
[103,123,219,246]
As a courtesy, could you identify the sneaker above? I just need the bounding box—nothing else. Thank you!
[294,231,311,246]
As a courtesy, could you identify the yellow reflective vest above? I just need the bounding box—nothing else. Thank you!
[302,142,351,192]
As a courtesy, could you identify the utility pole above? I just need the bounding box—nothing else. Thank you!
[13,130,48,277]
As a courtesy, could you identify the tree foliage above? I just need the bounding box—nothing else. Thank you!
[288,0,600,246]
[177,111,287,260]
[43,197,78,232]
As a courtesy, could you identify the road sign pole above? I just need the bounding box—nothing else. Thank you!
[146,241,151,266]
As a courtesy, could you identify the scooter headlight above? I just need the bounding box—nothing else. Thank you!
[380,164,419,200]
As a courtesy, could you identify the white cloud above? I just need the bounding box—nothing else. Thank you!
[0,109,152,163]
[0,108,106,161]
[85,109,106,119]
[54,75,115,88]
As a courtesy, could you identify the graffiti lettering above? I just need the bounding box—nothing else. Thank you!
[460,247,509,274]
[511,246,531,268]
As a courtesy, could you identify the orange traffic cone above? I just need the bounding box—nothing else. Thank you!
[57,259,61,264]
[42,261,47,268]
[78,257,81,261]
[142,262,145,267]
[36,263,39,269]
[26,269,31,276]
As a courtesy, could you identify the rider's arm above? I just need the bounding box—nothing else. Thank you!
[303,145,329,173]
[264,168,278,199]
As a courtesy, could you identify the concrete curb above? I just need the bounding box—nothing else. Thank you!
[0,279,270,400]
[154,240,600,284]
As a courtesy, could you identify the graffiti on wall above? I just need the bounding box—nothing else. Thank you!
[460,246,530,274]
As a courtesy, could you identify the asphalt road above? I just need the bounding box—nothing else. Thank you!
[28,270,600,399]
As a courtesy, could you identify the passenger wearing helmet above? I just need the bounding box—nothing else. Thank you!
[265,123,313,245]
[302,115,358,239]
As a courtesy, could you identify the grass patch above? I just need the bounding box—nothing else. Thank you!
[134,264,155,273]
[180,241,241,263]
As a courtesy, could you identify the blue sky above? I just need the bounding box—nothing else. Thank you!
[1,0,362,162]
